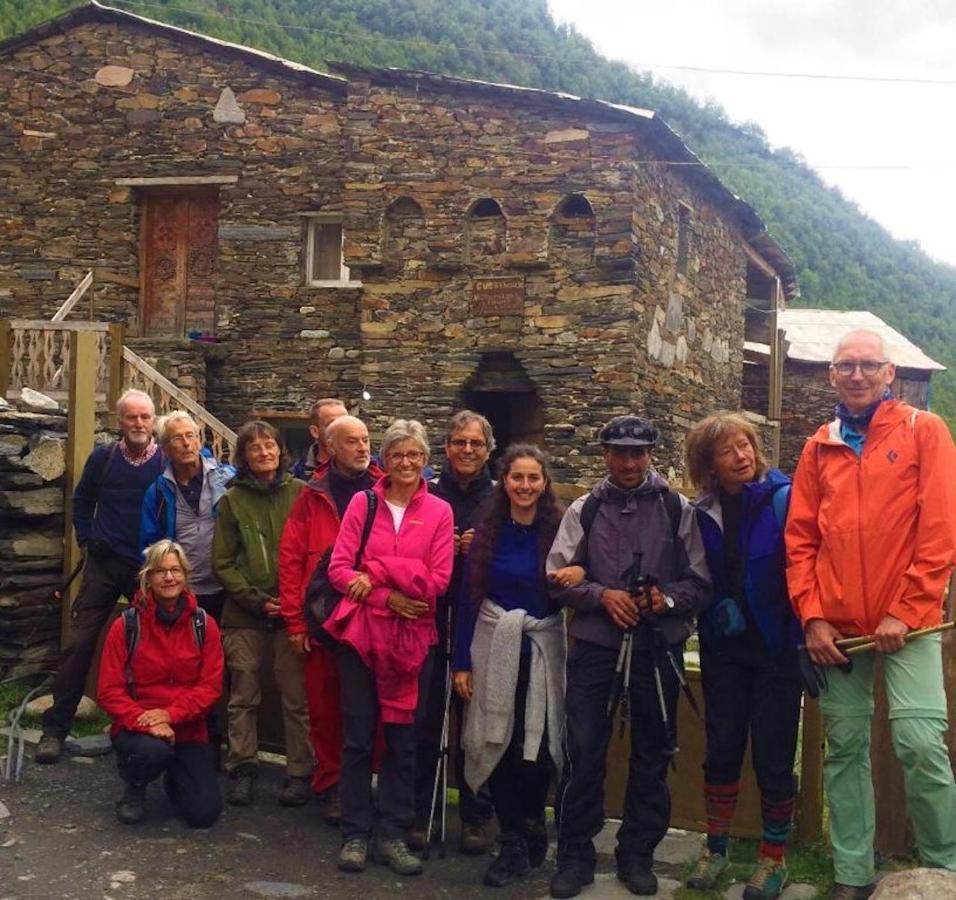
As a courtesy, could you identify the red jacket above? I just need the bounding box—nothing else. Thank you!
[278,464,384,637]
[97,590,224,743]
[786,400,956,636]
[326,477,454,723]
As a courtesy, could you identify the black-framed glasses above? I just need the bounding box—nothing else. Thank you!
[449,438,488,451]
[831,360,888,377]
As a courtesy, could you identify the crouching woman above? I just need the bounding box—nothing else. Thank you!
[97,540,224,827]
[454,444,568,888]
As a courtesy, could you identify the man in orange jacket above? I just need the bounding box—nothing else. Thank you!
[786,329,956,900]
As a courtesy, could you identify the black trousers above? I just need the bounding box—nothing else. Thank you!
[42,552,139,739]
[195,590,227,755]
[557,636,682,872]
[414,610,493,827]
[488,653,552,837]
[699,636,801,799]
[337,644,434,841]
[113,730,222,828]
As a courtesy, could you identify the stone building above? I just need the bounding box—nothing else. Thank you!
[743,309,944,473]
[0,1,796,482]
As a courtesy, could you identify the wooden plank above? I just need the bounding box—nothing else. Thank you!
[0,319,10,399]
[107,323,125,425]
[93,267,139,290]
[9,319,110,332]
[796,697,825,844]
[50,271,93,323]
[62,332,98,645]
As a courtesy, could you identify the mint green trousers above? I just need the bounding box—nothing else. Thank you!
[820,634,956,886]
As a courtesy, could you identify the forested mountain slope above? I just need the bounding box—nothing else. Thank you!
[4,0,955,423]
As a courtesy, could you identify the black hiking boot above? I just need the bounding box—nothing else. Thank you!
[483,836,531,887]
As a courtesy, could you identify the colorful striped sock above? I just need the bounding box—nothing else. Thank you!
[704,781,739,855]
[758,794,794,862]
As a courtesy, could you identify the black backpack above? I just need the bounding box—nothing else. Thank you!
[122,605,207,699]
[305,489,378,643]
[578,488,683,553]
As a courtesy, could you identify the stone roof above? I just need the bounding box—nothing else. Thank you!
[745,308,944,372]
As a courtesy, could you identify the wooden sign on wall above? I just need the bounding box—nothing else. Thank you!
[471,276,525,317]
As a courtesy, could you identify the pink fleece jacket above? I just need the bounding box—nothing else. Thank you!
[326,477,454,723]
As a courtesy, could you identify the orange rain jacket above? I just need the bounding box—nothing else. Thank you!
[786,399,956,637]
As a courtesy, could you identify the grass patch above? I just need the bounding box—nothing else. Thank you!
[0,676,111,742]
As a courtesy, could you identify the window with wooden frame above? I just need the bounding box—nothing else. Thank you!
[304,215,359,287]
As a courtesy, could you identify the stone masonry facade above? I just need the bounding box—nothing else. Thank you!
[0,6,791,484]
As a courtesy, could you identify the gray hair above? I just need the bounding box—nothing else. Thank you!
[326,415,367,449]
[117,388,155,416]
[156,410,199,446]
[381,419,430,464]
[832,329,891,363]
[445,409,496,453]
[139,539,192,597]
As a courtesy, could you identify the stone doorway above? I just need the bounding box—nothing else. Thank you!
[463,352,544,464]
[140,189,219,337]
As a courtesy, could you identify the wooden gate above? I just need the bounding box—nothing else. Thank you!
[141,190,219,337]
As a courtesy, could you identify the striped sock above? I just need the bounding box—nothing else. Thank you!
[758,794,794,862]
[704,781,739,855]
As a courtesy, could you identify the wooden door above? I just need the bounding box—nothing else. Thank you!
[142,191,219,337]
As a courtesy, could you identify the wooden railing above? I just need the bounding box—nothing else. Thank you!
[122,346,236,461]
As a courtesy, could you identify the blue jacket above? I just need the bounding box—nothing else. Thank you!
[139,452,236,555]
[694,468,800,655]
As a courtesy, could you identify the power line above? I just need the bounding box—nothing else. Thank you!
[104,0,956,87]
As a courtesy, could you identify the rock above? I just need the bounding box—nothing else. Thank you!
[17,388,60,412]
[0,397,10,409]
[243,883,312,899]
[0,531,63,559]
[21,436,66,481]
[26,694,100,720]
[109,870,136,884]
[213,87,245,124]
[65,733,112,757]
[873,868,956,899]
[0,800,10,819]
[0,487,63,516]
[0,434,27,460]
[95,65,134,87]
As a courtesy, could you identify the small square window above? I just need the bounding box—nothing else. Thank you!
[305,217,358,286]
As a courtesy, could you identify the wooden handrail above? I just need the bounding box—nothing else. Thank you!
[50,271,93,322]
[122,346,237,459]
[11,319,110,332]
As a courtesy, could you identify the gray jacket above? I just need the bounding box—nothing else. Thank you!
[545,469,711,649]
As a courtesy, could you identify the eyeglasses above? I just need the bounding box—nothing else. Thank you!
[168,432,199,445]
[152,566,184,579]
[388,450,425,464]
[449,438,488,451]
[831,360,889,377]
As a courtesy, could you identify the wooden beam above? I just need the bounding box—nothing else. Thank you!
[796,698,825,845]
[9,319,110,332]
[61,331,98,645]
[743,241,778,280]
[93,268,139,290]
[50,271,93,323]
[0,319,10,400]
[115,175,238,186]
[107,323,125,425]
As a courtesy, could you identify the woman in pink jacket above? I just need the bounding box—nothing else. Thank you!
[326,419,454,877]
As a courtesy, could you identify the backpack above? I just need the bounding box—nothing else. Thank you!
[579,488,683,547]
[122,605,207,700]
[305,489,378,643]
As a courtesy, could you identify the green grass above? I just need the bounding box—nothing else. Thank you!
[0,677,111,742]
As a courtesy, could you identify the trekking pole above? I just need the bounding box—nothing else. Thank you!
[425,604,453,860]
[839,621,955,656]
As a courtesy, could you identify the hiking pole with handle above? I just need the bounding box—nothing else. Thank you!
[836,621,955,656]
[424,602,453,860]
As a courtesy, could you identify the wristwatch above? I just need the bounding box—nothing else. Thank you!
[661,594,675,610]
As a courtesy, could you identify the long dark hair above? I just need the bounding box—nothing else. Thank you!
[234,420,290,481]
[468,443,564,605]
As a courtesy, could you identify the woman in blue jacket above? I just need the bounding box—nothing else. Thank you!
[684,413,802,900]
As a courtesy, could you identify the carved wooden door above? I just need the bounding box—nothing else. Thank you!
[142,191,218,337]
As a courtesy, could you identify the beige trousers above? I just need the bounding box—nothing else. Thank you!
[222,627,314,778]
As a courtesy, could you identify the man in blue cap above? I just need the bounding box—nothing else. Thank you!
[546,415,711,898]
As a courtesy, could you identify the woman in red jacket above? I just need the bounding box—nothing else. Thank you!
[326,419,454,877]
[97,539,224,827]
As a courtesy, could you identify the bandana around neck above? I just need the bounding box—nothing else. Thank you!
[835,388,893,430]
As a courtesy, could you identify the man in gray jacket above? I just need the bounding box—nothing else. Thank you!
[546,415,711,898]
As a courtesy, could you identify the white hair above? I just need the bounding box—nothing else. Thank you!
[156,410,200,445]
[117,388,155,416]
[832,329,891,363]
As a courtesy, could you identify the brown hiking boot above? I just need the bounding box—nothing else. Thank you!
[34,734,64,765]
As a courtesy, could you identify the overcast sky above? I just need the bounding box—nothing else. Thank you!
[548,0,956,268]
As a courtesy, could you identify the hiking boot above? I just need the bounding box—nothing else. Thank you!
[337,838,369,872]
[226,765,257,806]
[549,861,594,899]
[743,856,789,900]
[483,837,531,888]
[35,733,64,765]
[278,775,312,807]
[617,859,658,896]
[524,817,548,868]
[115,783,147,825]
[372,837,424,876]
[460,822,490,855]
[406,824,428,853]
[319,785,342,826]
[830,885,876,900]
[686,850,729,890]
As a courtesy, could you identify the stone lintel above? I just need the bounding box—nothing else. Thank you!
[114,176,239,186]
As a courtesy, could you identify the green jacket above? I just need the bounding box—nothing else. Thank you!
[213,471,305,630]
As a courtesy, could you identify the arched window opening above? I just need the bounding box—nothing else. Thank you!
[549,193,595,268]
[557,193,594,219]
[383,196,426,263]
[465,198,506,262]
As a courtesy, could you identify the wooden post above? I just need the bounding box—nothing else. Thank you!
[0,319,10,400]
[61,331,98,642]
[107,322,125,428]
[767,277,785,468]
[796,698,825,844]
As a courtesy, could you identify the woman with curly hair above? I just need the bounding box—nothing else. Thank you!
[453,443,573,888]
